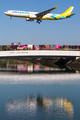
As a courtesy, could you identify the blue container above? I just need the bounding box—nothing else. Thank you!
[51,45,55,47]
[73,46,76,49]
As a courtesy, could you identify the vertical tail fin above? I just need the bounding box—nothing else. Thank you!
[60,6,74,16]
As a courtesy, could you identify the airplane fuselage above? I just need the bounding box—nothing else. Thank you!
[4,10,61,20]
[4,6,75,24]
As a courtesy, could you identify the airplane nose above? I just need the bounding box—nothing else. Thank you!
[4,11,7,15]
[4,12,6,14]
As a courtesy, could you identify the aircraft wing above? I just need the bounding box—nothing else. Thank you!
[36,5,58,18]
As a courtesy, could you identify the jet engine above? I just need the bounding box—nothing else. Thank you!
[26,18,34,21]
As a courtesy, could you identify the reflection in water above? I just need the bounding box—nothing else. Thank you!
[0,62,77,73]
[5,95,73,120]
[0,62,79,85]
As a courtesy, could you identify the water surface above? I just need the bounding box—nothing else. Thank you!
[0,62,80,120]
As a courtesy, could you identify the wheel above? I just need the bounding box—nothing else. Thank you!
[37,20,40,24]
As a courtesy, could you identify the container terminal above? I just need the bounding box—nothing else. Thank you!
[0,43,80,51]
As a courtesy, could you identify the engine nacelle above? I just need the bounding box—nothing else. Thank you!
[26,18,34,21]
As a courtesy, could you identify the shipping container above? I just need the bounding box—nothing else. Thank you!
[28,44,33,50]
[34,45,40,50]
[50,45,55,50]
[69,45,73,49]
[39,45,46,50]
[18,45,28,48]
[73,45,76,49]
[55,45,60,49]
[51,45,55,47]
[60,46,63,49]
[13,45,18,49]
[17,47,23,50]
[11,45,15,49]
[76,45,79,49]
[63,45,69,49]
[45,45,50,50]
[23,48,28,50]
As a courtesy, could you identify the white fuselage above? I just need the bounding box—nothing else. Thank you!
[4,10,59,20]
[4,6,74,24]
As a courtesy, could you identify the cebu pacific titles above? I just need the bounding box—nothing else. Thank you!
[4,5,75,24]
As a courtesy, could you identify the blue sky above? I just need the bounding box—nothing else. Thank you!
[0,0,80,45]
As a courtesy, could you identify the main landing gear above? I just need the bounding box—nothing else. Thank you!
[36,19,42,24]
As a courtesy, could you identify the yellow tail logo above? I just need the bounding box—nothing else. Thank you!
[60,6,74,16]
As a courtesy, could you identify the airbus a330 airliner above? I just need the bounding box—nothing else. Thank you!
[4,5,75,24]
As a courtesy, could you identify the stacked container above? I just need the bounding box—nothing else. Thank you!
[55,45,60,50]
[17,45,28,50]
[17,45,23,50]
[60,46,63,50]
[69,45,73,49]
[17,47,23,50]
[11,45,18,50]
[13,45,18,50]
[39,45,46,50]
[63,45,69,50]
[23,45,28,50]
[76,45,79,50]
[45,45,50,50]
[28,44,33,50]
[34,45,40,50]
[73,45,76,49]
[50,45,55,50]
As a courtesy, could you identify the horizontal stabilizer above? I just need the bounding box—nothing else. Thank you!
[66,13,75,18]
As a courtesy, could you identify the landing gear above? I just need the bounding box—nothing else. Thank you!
[37,19,42,24]
[37,20,40,24]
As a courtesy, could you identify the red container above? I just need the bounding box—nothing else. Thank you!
[76,45,79,49]
[45,45,50,50]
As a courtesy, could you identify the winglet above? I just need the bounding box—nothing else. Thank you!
[66,13,75,18]
[55,5,58,8]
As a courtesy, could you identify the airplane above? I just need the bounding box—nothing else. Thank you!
[4,5,75,24]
